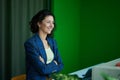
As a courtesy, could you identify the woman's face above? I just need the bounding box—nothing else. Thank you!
[38,15,54,34]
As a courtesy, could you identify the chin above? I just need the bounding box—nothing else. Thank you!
[47,32,51,34]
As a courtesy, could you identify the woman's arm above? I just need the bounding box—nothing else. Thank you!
[24,41,59,75]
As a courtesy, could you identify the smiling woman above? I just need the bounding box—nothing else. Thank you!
[24,9,64,80]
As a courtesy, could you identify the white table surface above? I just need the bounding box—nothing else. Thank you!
[69,67,92,78]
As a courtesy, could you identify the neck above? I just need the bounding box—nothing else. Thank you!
[38,31,47,41]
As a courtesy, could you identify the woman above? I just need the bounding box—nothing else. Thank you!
[24,9,64,80]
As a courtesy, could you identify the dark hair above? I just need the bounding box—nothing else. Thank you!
[29,9,56,37]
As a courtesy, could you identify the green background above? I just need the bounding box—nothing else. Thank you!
[52,0,120,74]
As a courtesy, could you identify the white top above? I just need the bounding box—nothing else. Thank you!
[45,47,54,64]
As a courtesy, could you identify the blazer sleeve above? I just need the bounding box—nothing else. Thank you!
[24,41,59,75]
[52,39,64,72]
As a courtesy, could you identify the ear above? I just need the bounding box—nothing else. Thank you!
[37,22,41,28]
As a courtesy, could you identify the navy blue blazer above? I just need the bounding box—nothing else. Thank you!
[24,33,64,80]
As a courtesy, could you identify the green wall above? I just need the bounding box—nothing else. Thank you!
[52,0,120,74]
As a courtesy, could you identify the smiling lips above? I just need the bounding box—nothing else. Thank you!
[47,26,53,31]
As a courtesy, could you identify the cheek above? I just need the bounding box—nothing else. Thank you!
[40,24,46,30]
[43,23,49,27]
[40,24,47,29]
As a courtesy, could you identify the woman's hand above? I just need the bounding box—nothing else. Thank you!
[39,56,45,64]
[39,56,58,65]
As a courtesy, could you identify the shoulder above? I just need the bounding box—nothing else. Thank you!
[47,37,58,49]
[24,34,39,47]
[47,37,57,44]
[47,37,54,41]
